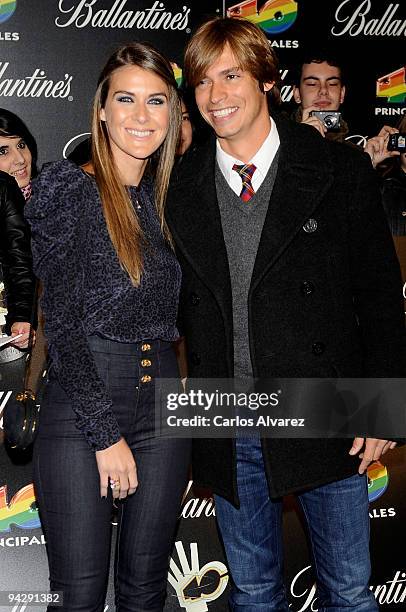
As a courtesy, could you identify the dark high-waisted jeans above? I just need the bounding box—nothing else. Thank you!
[33,336,191,612]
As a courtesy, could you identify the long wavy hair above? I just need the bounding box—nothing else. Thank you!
[91,43,181,286]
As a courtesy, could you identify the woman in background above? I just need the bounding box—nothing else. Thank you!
[177,91,194,158]
[0,109,37,348]
[0,171,35,348]
[0,108,38,201]
[380,115,406,236]
[379,115,406,322]
[26,43,190,611]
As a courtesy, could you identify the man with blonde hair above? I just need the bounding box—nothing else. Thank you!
[166,17,405,611]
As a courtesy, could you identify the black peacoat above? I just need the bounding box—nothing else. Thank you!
[166,116,406,506]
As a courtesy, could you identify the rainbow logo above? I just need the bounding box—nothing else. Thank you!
[171,63,183,87]
[0,484,40,533]
[376,66,406,104]
[0,0,17,24]
[367,462,389,503]
[227,0,298,35]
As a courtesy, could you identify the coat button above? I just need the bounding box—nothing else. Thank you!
[141,375,152,383]
[190,292,201,306]
[141,343,151,352]
[301,281,315,296]
[141,359,152,367]
[312,342,325,355]
[190,352,201,366]
[303,218,318,233]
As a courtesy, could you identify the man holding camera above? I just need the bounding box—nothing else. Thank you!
[293,53,400,168]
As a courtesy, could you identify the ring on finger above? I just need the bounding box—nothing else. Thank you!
[110,479,120,490]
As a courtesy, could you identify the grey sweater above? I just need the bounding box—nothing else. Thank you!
[215,152,279,380]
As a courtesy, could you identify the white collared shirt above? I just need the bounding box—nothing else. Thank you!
[216,117,280,196]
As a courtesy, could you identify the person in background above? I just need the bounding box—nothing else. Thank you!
[379,115,406,320]
[0,171,35,348]
[0,108,38,202]
[177,91,194,157]
[0,109,37,348]
[292,52,349,142]
[26,43,190,612]
[292,53,399,168]
[379,114,406,236]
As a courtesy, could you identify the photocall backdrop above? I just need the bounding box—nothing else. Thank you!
[0,1,405,610]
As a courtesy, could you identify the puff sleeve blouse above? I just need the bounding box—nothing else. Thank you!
[25,160,181,451]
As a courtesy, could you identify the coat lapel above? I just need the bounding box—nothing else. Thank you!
[167,117,336,307]
[250,116,335,292]
[166,137,232,314]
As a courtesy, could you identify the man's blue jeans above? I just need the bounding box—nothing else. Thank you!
[215,437,378,611]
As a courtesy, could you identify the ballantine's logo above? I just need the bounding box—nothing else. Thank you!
[180,496,215,519]
[168,542,229,610]
[376,67,406,103]
[332,1,406,37]
[0,0,17,24]
[0,484,40,533]
[180,481,216,519]
[227,0,298,34]
[0,63,73,99]
[55,0,190,30]
[290,565,406,609]
[367,461,389,502]
[62,132,91,159]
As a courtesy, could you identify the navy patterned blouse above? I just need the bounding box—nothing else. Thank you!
[25,160,181,451]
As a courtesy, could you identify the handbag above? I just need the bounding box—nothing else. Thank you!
[3,282,45,450]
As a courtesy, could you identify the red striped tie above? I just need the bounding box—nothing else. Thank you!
[232,163,256,202]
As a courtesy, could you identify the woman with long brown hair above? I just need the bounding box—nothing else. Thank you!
[25,43,190,611]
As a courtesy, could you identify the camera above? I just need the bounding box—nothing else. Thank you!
[310,111,342,131]
[387,133,406,152]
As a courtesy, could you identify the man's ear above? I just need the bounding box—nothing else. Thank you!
[100,108,106,122]
[340,85,346,105]
[293,86,301,104]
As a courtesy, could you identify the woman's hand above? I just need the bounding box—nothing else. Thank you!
[364,126,400,168]
[10,321,32,348]
[95,437,138,499]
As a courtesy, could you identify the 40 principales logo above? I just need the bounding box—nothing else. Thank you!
[367,461,389,503]
[375,66,406,117]
[172,63,182,87]
[0,483,40,533]
[0,0,17,24]
[227,0,298,34]
[377,66,406,103]
[168,541,229,610]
